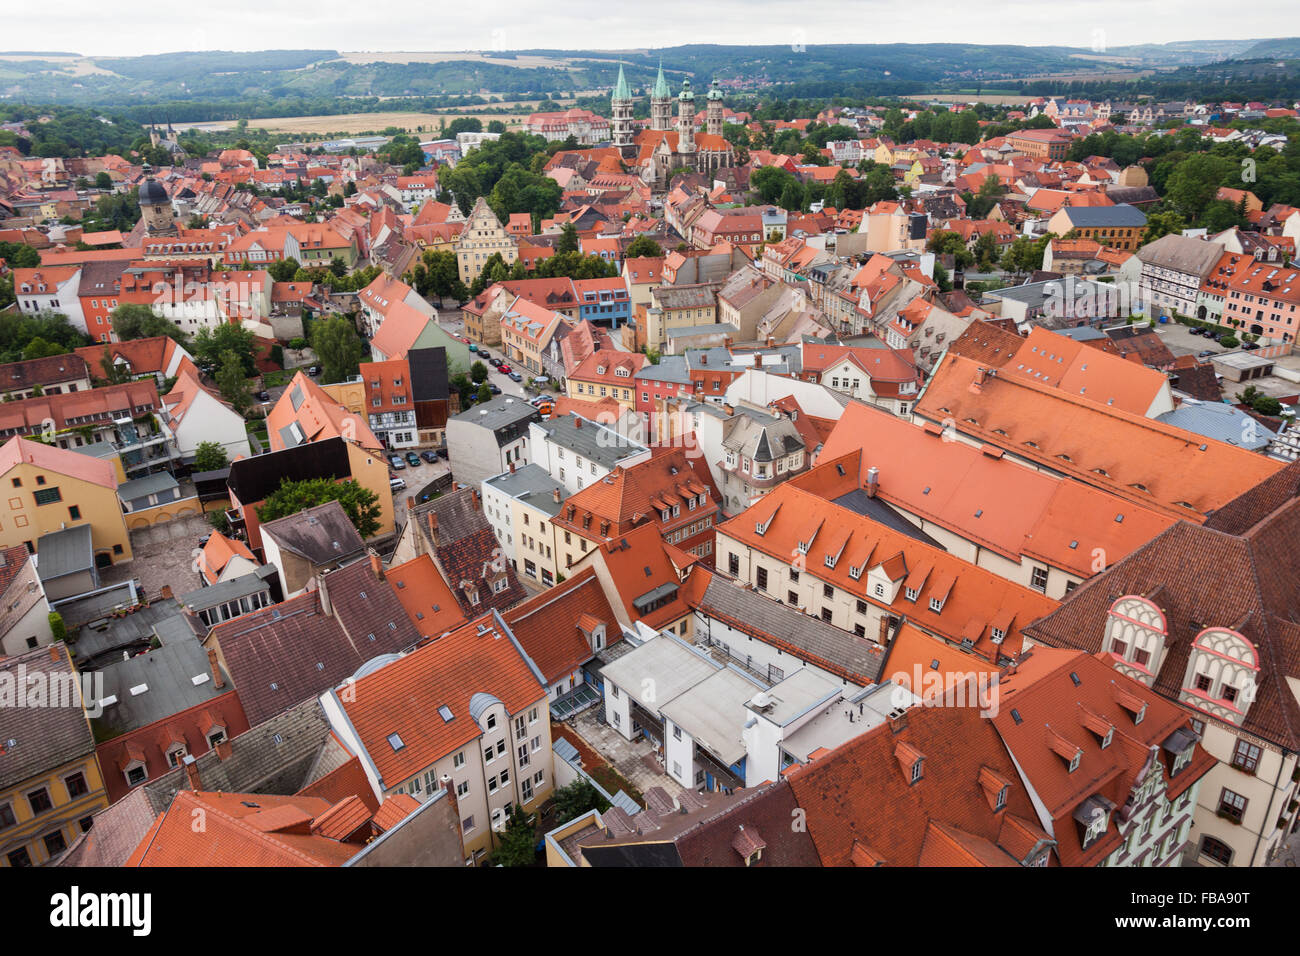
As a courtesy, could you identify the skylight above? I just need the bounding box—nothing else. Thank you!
[387,733,405,751]
[438,705,454,722]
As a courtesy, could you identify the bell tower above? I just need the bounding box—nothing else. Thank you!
[650,61,673,132]
[610,64,634,156]
[677,80,695,155]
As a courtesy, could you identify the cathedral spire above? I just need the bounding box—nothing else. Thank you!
[653,59,670,99]
[612,63,631,103]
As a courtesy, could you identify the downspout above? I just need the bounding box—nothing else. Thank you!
[1249,748,1290,866]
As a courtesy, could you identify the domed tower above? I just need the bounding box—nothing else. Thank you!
[137,165,175,236]
[706,78,725,138]
[650,60,673,132]
[677,80,696,155]
[610,64,634,155]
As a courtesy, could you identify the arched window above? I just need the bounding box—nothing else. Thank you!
[1200,836,1233,866]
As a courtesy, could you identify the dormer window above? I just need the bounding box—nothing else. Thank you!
[910,758,924,783]
[995,785,1008,811]
[929,597,944,613]
[991,627,1006,644]
[904,587,918,602]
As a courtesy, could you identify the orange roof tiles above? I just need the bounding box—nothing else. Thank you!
[502,566,617,683]
[914,353,1282,521]
[386,553,468,640]
[335,612,546,788]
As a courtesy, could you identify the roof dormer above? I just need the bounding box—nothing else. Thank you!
[978,766,1013,813]
[1102,595,1167,688]
[1046,725,1084,772]
[895,740,924,785]
[1178,626,1260,727]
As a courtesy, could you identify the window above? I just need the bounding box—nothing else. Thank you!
[453,751,466,769]
[486,714,496,730]
[68,505,81,520]
[929,597,944,612]
[488,776,499,793]
[673,725,682,741]
[456,780,469,797]
[7,847,31,868]
[64,772,88,799]
[126,764,146,786]
[823,583,834,599]
[27,788,52,815]
[1218,788,1247,823]
[910,759,924,783]
[462,816,476,833]
[756,566,768,591]
[1231,739,1261,774]
[1200,836,1233,866]
[1030,566,1049,591]
[0,803,15,830]
[728,553,739,576]
[995,786,1008,811]
[484,746,495,763]
[32,487,62,506]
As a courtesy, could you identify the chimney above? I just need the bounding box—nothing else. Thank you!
[509,461,516,474]
[317,572,332,617]
[753,354,761,368]
[865,466,879,499]
[440,773,457,816]
[182,753,201,791]
[49,643,61,663]
[160,585,173,600]
[427,511,440,545]
[574,417,582,429]
[700,353,707,365]
[724,336,733,349]
[766,336,775,348]
[553,488,562,503]
[878,615,891,644]
[406,496,415,510]
[472,490,481,510]
[369,548,384,580]
[974,367,988,387]
[207,647,226,690]
[214,739,233,761]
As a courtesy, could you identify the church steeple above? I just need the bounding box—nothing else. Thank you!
[650,59,673,132]
[610,63,634,152]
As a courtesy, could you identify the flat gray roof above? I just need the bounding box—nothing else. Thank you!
[659,666,766,766]
[179,566,277,612]
[600,634,720,709]
[89,635,233,737]
[36,523,94,580]
[451,394,540,432]
[1211,350,1274,371]
[117,471,179,501]
[533,413,647,469]
[484,463,565,517]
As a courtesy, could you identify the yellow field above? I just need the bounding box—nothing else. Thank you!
[339,51,578,70]
[241,110,533,136]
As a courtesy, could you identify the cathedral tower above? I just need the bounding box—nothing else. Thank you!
[677,80,695,154]
[650,61,673,132]
[706,78,725,138]
[610,64,634,154]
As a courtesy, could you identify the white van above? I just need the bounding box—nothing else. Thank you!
[389,477,407,491]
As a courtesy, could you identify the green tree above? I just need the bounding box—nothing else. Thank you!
[557,222,580,254]
[476,382,492,403]
[215,349,253,414]
[490,806,538,867]
[267,257,302,282]
[624,235,664,259]
[99,345,133,384]
[94,171,112,190]
[257,477,382,540]
[553,779,611,824]
[194,440,229,472]
[926,230,974,270]
[21,337,66,361]
[310,314,363,384]
[471,360,489,384]
[110,303,187,344]
[1253,395,1283,416]
[1163,154,1236,224]
[1142,210,1187,246]
[193,324,257,376]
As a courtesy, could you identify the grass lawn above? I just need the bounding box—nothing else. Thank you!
[263,369,294,387]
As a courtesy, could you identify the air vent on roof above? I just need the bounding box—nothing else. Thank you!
[1011,709,1023,725]
[129,683,148,696]
[191,673,210,686]
[1070,671,1081,686]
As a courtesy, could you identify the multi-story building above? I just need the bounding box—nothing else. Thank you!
[528,412,650,497]
[1136,234,1226,320]
[0,354,92,401]
[565,349,647,411]
[1046,204,1148,253]
[551,447,720,570]
[1203,251,1300,345]
[445,395,541,491]
[0,645,109,867]
[481,463,566,588]
[360,358,418,450]
[320,611,555,865]
[499,296,564,379]
[456,197,518,286]
[1025,461,1300,866]
[0,436,132,565]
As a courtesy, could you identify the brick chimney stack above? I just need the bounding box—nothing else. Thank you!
[182,753,201,791]
[369,548,384,580]
[865,466,879,499]
[207,647,226,690]
[427,511,440,546]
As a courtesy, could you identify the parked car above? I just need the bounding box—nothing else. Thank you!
[497,363,512,374]
[489,384,501,394]
[389,477,406,491]
[388,455,405,470]
[508,371,523,382]
[1197,349,1215,358]
[405,451,421,467]
[257,390,271,402]
[420,450,438,463]
[1189,327,1204,336]
[308,365,320,376]
[1242,340,1259,350]
[468,343,479,353]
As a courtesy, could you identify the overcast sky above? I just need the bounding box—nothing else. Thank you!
[3,2,1288,58]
